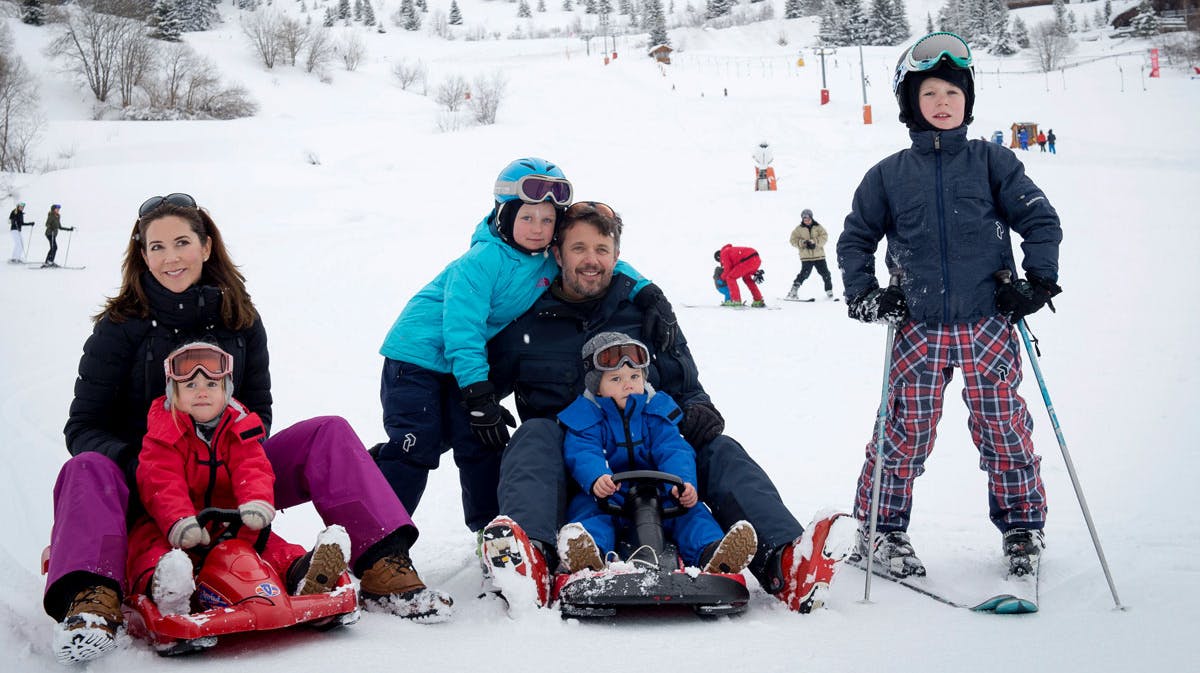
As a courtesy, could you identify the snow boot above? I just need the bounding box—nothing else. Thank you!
[359,546,454,622]
[557,522,605,573]
[1002,528,1045,577]
[53,584,122,664]
[700,520,757,574]
[720,300,743,307]
[151,549,196,616]
[480,515,551,609]
[858,528,927,579]
[786,286,799,300]
[825,290,835,299]
[750,300,767,308]
[770,512,856,613]
[290,525,351,595]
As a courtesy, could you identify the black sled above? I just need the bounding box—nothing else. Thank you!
[555,470,750,619]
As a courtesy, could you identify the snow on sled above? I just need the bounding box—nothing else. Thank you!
[555,470,749,619]
[123,508,359,656]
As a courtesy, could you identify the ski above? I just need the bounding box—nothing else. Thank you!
[28,264,86,270]
[849,557,1039,613]
[681,303,782,311]
[778,296,840,303]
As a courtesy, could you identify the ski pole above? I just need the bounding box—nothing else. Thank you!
[862,272,902,603]
[23,221,34,263]
[63,229,74,267]
[995,270,1124,610]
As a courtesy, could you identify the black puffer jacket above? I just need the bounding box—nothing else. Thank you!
[487,273,710,422]
[63,272,272,472]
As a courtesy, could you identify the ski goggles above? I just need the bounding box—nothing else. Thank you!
[902,32,972,73]
[565,201,617,221]
[494,175,573,206]
[138,193,198,218]
[164,343,234,382]
[588,339,651,372]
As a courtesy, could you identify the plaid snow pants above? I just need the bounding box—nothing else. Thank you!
[853,316,1047,533]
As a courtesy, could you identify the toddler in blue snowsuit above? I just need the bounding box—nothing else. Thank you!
[555,332,756,575]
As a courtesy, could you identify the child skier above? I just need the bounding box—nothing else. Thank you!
[127,343,351,615]
[556,332,757,574]
[713,265,732,302]
[787,208,834,300]
[715,244,765,307]
[836,32,1063,580]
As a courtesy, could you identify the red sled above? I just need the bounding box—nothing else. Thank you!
[754,167,777,191]
[123,508,359,656]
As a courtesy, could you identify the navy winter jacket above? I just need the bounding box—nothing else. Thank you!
[487,273,710,422]
[837,126,1062,325]
[64,272,272,472]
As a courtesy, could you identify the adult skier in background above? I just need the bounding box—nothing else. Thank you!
[43,204,73,267]
[715,243,765,307]
[786,208,834,300]
[9,201,32,262]
[837,32,1063,580]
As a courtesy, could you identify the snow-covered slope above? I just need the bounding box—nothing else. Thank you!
[1,7,1196,672]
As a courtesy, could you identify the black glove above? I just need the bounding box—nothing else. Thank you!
[803,240,816,250]
[751,269,765,284]
[847,286,909,326]
[995,274,1062,323]
[680,401,725,448]
[461,381,516,451]
[633,283,679,352]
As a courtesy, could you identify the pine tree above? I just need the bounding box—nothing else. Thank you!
[926,11,934,34]
[400,0,422,30]
[517,0,532,17]
[20,0,46,26]
[646,0,669,45]
[988,0,1017,55]
[1130,0,1158,36]
[1011,15,1029,48]
[562,0,574,9]
[1052,0,1068,36]
[1103,0,1112,24]
[182,0,221,32]
[586,0,596,13]
[324,6,336,26]
[363,0,376,25]
[599,0,613,14]
[891,0,911,43]
[1067,11,1077,33]
[450,0,463,24]
[150,0,185,41]
[416,0,427,12]
[338,0,351,19]
[353,0,363,22]
[538,0,547,11]
[784,0,802,20]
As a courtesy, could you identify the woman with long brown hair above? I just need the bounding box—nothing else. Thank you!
[47,194,451,665]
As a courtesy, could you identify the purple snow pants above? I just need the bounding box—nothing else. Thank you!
[44,416,413,618]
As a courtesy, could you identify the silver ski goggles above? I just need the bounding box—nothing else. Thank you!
[138,192,198,218]
[588,339,651,372]
[903,32,972,73]
[494,175,573,206]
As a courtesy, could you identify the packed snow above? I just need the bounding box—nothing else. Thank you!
[1,2,1197,671]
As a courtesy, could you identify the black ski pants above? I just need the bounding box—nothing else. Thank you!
[44,230,58,264]
[792,259,832,292]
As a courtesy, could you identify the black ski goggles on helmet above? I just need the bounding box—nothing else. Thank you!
[495,175,573,206]
[588,339,651,372]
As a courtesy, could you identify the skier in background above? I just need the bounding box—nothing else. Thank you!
[9,201,33,263]
[715,244,765,307]
[837,32,1063,581]
[787,208,834,300]
[713,264,732,302]
[43,204,73,268]
[1047,129,1057,154]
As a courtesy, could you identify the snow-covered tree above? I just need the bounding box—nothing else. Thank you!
[181,0,222,32]
[20,0,46,26]
[706,0,732,20]
[925,11,934,34]
[538,0,547,11]
[586,0,596,13]
[563,0,574,9]
[1012,15,1029,48]
[323,7,336,26]
[819,0,868,46]
[1066,11,1077,33]
[1130,0,1159,36]
[337,0,351,20]
[363,0,376,26]
[417,0,428,12]
[866,0,910,46]
[517,0,532,17]
[401,0,422,29]
[1103,0,1112,24]
[149,0,185,41]
[449,0,463,24]
[784,0,803,20]
[646,0,669,46]
[1051,0,1068,36]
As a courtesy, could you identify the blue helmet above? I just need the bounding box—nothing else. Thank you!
[493,157,572,206]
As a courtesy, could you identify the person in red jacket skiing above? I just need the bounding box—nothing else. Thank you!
[126,343,350,616]
[715,244,766,307]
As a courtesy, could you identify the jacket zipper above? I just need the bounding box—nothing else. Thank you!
[200,414,232,509]
[934,133,951,322]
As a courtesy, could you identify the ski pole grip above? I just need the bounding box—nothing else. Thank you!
[994,269,1013,285]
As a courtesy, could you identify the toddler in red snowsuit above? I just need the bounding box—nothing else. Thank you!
[126,343,349,614]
